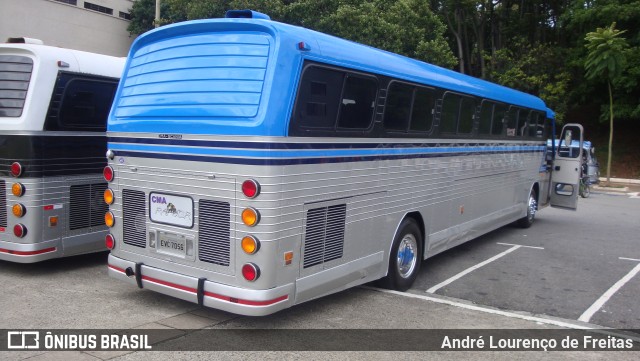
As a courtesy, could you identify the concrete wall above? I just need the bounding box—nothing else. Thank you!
[0,0,136,57]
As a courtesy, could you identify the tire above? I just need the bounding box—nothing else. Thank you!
[378,218,422,291]
[517,188,537,229]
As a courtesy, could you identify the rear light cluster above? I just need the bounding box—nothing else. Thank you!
[103,164,116,250]
[241,179,262,282]
[9,162,28,238]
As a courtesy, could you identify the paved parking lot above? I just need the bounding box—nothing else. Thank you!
[410,189,640,329]
[0,188,638,360]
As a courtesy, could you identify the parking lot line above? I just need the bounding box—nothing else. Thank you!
[496,242,545,250]
[426,244,531,294]
[578,260,640,322]
[368,286,594,330]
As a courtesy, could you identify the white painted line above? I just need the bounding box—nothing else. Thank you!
[367,286,592,330]
[578,262,640,322]
[629,192,640,199]
[620,257,640,262]
[426,245,521,294]
[497,242,545,250]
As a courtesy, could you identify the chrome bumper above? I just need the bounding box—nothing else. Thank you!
[107,254,295,316]
[0,238,61,263]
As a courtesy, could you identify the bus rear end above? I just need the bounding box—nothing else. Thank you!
[1,41,123,262]
[106,17,302,315]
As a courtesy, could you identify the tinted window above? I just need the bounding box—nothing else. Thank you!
[506,107,519,137]
[294,66,344,129]
[59,79,117,130]
[384,82,413,131]
[478,101,493,135]
[409,87,435,132]
[440,94,459,134]
[492,104,506,135]
[44,72,118,132]
[458,97,476,134]
[337,75,377,129]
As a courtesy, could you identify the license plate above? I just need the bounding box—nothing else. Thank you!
[149,192,194,228]
[157,232,187,258]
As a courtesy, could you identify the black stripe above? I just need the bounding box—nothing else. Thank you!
[0,134,106,177]
[113,149,543,166]
[108,136,545,151]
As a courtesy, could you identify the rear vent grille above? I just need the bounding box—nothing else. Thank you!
[69,183,108,230]
[303,204,346,268]
[122,189,146,248]
[0,181,6,227]
[198,200,231,266]
[0,55,33,117]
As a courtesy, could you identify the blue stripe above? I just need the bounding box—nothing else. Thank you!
[108,140,545,166]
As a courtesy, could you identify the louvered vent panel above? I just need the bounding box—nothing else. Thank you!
[198,200,230,266]
[0,55,32,117]
[303,204,346,268]
[69,183,109,230]
[0,181,6,227]
[324,204,346,262]
[122,189,146,248]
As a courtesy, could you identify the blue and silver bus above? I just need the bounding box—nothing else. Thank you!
[105,11,583,315]
[1,38,124,262]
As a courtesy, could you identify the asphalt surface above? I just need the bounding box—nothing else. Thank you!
[411,188,640,329]
[0,187,638,360]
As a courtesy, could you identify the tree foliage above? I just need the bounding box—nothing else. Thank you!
[126,0,456,67]
[126,0,640,132]
[584,22,629,182]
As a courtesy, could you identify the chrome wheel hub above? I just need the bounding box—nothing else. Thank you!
[397,234,418,278]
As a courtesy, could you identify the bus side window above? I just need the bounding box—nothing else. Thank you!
[383,82,413,132]
[506,107,519,137]
[44,73,118,132]
[458,97,475,134]
[527,112,541,138]
[337,75,377,129]
[295,66,344,129]
[492,104,506,136]
[440,93,460,134]
[59,79,117,131]
[478,101,493,135]
[409,87,435,133]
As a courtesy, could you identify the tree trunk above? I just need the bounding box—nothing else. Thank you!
[606,81,613,184]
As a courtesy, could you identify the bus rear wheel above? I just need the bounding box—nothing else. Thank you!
[517,189,537,228]
[378,218,422,291]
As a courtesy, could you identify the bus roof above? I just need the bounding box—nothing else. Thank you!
[140,17,547,112]
[0,42,124,78]
[110,16,551,135]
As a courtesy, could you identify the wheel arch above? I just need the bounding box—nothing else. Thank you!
[389,211,426,260]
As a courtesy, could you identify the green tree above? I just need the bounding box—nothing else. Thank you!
[127,0,160,35]
[584,23,629,183]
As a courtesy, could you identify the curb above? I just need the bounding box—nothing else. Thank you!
[598,177,640,185]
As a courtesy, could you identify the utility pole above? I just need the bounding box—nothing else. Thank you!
[155,0,161,28]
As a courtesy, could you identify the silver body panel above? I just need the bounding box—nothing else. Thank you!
[106,134,550,315]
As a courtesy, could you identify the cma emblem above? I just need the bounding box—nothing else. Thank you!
[151,195,167,204]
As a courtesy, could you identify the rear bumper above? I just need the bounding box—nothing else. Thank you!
[108,254,295,316]
[0,238,60,263]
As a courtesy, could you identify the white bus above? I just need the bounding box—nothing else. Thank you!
[105,11,583,315]
[1,38,124,262]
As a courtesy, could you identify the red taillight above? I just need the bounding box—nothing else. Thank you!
[103,166,114,182]
[10,162,23,177]
[242,179,260,199]
[105,234,115,250]
[241,263,260,282]
[13,224,27,238]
